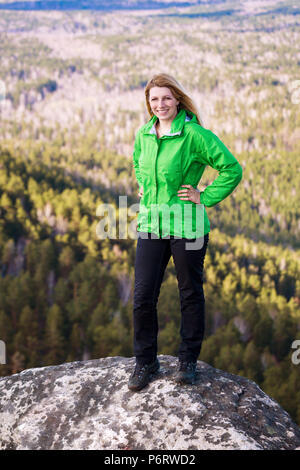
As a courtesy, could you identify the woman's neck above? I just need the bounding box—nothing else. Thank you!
[156,120,170,135]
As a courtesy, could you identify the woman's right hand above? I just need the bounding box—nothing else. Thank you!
[138,186,143,198]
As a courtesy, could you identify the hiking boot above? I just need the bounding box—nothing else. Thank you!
[174,360,197,384]
[128,358,160,391]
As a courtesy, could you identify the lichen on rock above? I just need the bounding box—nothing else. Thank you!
[0,355,300,450]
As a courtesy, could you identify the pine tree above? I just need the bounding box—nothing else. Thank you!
[44,304,66,366]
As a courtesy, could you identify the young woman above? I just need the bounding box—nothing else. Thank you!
[128,73,243,391]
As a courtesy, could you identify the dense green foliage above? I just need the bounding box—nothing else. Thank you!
[0,138,299,425]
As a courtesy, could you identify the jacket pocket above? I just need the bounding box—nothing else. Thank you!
[165,168,182,188]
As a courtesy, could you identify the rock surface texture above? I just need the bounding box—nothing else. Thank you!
[0,355,300,450]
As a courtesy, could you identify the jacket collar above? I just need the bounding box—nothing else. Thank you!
[143,109,198,136]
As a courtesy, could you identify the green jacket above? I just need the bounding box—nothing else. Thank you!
[133,108,243,238]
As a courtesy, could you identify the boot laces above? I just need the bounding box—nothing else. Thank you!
[133,363,148,378]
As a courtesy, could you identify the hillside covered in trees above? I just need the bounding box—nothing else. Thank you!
[0,0,299,425]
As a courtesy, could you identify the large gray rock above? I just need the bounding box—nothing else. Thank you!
[0,355,300,450]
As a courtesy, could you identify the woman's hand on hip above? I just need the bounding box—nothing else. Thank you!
[177,185,201,204]
[138,186,143,198]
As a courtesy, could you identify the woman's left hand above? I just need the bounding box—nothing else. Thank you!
[177,185,201,204]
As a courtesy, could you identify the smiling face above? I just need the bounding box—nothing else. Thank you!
[149,86,180,124]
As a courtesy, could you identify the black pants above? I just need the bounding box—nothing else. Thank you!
[133,232,209,365]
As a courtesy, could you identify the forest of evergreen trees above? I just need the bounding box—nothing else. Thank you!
[0,134,299,425]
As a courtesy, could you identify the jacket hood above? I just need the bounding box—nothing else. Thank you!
[143,109,198,136]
